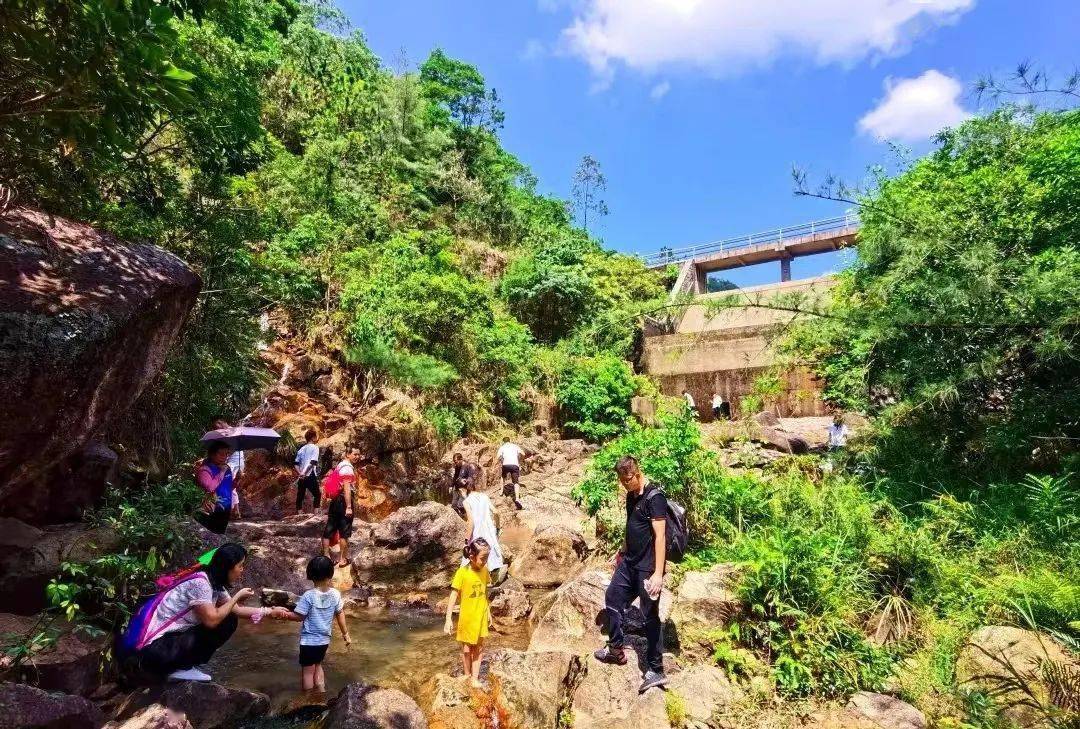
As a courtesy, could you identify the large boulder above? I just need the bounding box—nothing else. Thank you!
[0,520,120,615]
[846,692,926,729]
[957,625,1077,727]
[486,649,583,729]
[111,683,268,729]
[0,681,104,729]
[351,502,467,590]
[0,614,110,696]
[508,526,588,588]
[0,207,200,522]
[428,675,482,729]
[670,563,742,648]
[325,682,427,729]
[528,570,609,655]
[569,658,670,729]
[760,427,810,455]
[666,664,743,726]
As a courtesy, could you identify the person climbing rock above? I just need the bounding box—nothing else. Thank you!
[497,437,526,510]
[120,543,263,683]
[294,429,321,513]
[322,447,361,568]
[593,455,669,693]
[450,452,477,517]
[682,390,697,418]
[195,441,236,535]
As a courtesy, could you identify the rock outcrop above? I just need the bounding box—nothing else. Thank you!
[846,692,926,729]
[528,570,609,655]
[325,682,427,729]
[508,525,588,588]
[0,207,200,522]
[0,681,104,729]
[351,502,468,590]
[569,657,671,729]
[111,682,269,729]
[670,563,742,650]
[0,521,120,614]
[666,663,744,727]
[0,614,110,697]
[486,649,583,729]
[957,625,1077,727]
[104,705,193,729]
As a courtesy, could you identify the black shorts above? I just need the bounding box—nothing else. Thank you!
[323,494,354,540]
[195,507,230,535]
[299,644,329,666]
[501,465,520,482]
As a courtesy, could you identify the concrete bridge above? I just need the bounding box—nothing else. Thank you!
[641,213,858,293]
[637,214,858,418]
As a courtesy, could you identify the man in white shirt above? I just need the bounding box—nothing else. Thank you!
[711,392,725,421]
[683,391,697,418]
[294,429,321,513]
[496,438,525,511]
[827,415,850,450]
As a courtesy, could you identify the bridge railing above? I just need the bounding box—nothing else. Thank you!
[640,212,859,268]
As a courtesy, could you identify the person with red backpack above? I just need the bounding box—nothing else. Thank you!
[321,447,362,568]
[119,543,268,683]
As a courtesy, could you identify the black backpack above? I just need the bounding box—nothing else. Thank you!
[643,484,689,564]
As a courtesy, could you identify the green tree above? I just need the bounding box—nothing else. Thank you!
[571,154,609,233]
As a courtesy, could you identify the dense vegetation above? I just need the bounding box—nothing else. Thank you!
[1,0,663,460]
[574,105,1079,726]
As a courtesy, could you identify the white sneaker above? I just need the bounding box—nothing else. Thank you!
[168,668,212,682]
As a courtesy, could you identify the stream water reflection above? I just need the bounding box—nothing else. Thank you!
[208,606,528,716]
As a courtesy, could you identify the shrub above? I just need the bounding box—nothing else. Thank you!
[555,354,638,442]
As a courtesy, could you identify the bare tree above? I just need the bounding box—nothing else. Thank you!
[571,154,609,233]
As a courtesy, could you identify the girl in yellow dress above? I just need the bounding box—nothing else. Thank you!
[444,538,492,688]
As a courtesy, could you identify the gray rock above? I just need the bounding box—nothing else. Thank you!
[847,692,926,729]
[325,682,426,729]
[0,681,104,729]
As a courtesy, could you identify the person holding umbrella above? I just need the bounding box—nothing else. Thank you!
[197,425,281,535]
[195,441,236,535]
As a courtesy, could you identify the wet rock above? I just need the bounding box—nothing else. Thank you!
[957,625,1077,727]
[528,570,609,655]
[112,682,269,729]
[508,525,588,588]
[351,502,467,590]
[847,692,926,729]
[667,664,744,725]
[0,614,110,696]
[570,657,670,729]
[0,681,104,729]
[325,681,426,729]
[104,705,193,729]
[0,207,199,521]
[0,520,120,615]
[259,589,299,610]
[485,649,582,729]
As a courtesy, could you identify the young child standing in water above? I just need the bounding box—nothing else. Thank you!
[273,555,351,693]
[444,539,492,688]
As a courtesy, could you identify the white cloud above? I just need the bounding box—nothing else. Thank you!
[650,80,671,100]
[521,39,546,61]
[559,0,975,80]
[858,70,971,141]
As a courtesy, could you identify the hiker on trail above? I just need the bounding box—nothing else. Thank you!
[195,441,237,535]
[593,455,669,693]
[121,543,263,683]
[711,391,726,421]
[295,429,321,514]
[271,555,351,693]
[450,452,477,517]
[496,438,525,511]
[322,447,361,568]
[461,478,504,581]
[683,390,697,417]
[827,414,850,451]
[444,539,493,690]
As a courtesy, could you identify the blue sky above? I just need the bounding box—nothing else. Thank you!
[340,0,1076,285]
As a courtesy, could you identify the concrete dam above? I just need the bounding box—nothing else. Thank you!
[638,215,856,419]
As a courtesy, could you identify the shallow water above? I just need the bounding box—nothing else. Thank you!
[209,606,528,716]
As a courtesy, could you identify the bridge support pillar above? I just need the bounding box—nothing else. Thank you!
[694,264,708,294]
[780,255,792,282]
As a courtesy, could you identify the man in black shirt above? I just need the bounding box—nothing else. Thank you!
[593,455,668,692]
[450,453,476,517]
